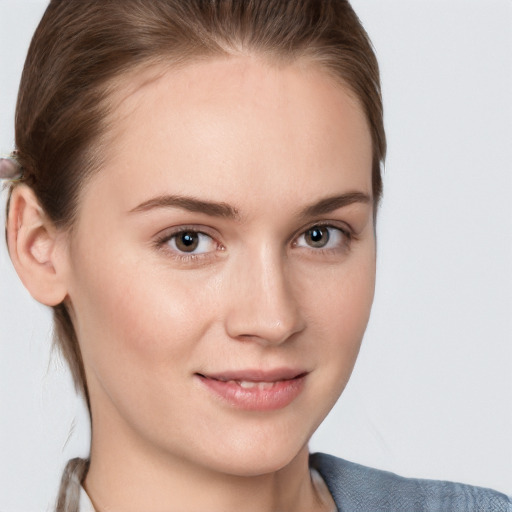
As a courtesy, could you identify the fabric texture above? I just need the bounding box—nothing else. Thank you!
[310,452,512,512]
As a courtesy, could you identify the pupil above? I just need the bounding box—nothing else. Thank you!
[182,234,195,246]
[307,226,329,248]
[177,232,199,252]
[310,228,323,242]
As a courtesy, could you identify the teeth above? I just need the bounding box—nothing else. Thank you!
[239,381,258,389]
[238,380,274,389]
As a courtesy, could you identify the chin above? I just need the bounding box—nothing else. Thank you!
[208,446,308,478]
[187,422,313,478]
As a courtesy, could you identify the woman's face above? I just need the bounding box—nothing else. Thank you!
[63,56,375,476]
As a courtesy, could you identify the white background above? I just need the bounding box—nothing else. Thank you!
[1,1,511,510]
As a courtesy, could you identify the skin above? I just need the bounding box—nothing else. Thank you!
[10,56,375,512]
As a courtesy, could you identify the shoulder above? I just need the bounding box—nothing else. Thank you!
[310,452,512,512]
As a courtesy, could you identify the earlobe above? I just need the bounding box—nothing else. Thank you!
[7,185,69,306]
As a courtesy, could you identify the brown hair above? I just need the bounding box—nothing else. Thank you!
[9,0,385,420]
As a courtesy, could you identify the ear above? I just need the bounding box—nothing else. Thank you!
[7,185,69,306]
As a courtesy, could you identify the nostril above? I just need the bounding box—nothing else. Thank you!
[223,260,306,345]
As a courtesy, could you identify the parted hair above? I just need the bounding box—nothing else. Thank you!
[7,1,385,509]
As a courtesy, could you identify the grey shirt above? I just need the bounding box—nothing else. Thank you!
[310,453,512,512]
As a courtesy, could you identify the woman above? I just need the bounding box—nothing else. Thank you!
[1,1,510,511]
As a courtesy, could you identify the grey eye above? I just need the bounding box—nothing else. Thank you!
[295,225,347,251]
[304,226,330,248]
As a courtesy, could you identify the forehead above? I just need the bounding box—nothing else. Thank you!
[88,56,373,215]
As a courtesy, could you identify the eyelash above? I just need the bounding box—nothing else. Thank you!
[292,222,353,254]
[154,222,354,263]
[154,226,222,263]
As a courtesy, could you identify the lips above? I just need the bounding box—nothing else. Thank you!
[201,368,306,383]
[196,369,307,411]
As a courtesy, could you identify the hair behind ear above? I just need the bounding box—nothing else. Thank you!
[6,184,90,403]
[53,303,90,406]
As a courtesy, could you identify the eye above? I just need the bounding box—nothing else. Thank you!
[166,230,217,254]
[295,225,348,250]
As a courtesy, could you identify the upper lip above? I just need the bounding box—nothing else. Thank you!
[197,368,308,382]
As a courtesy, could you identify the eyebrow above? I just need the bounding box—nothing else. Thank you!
[129,191,371,220]
[298,192,372,219]
[130,195,240,219]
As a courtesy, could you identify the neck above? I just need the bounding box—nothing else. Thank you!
[84,408,332,512]
[85,444,327,512]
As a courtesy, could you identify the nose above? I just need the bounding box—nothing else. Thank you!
[224,246,305,346]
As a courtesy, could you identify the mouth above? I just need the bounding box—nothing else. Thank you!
[195,369,308,411]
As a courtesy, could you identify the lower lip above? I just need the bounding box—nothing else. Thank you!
[197,374,306,411]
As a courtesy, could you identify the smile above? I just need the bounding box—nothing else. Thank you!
[196,370,308,411]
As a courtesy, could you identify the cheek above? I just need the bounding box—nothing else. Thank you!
[302,247,376,378]
[304,245,375,327]
[67,240,218,378]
